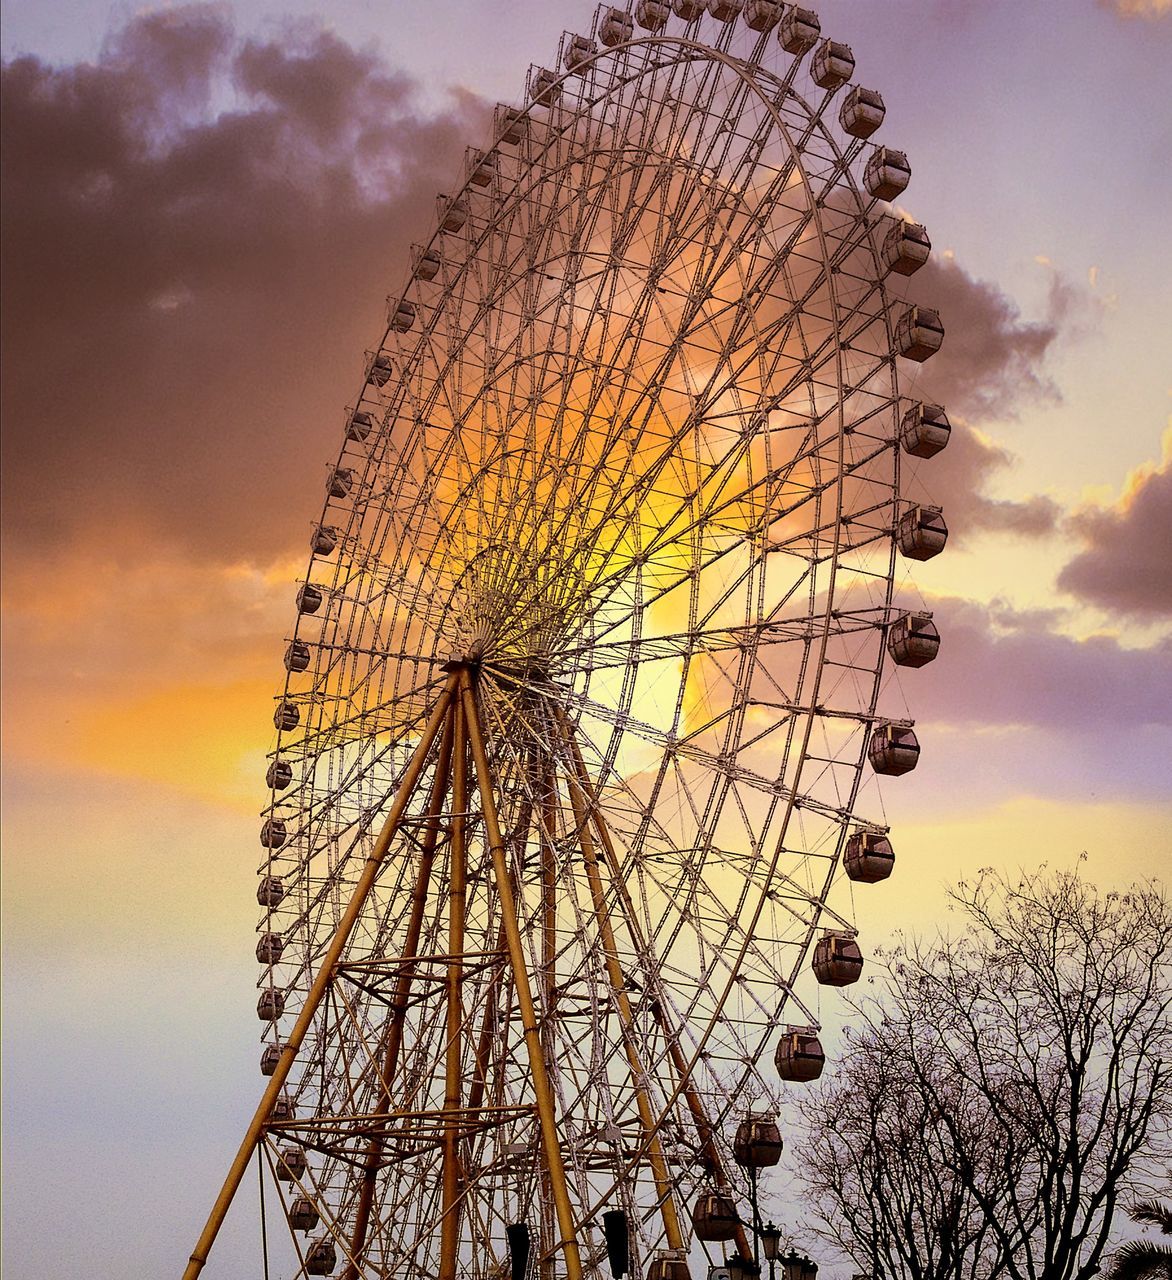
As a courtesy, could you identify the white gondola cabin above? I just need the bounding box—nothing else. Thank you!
[530,68,561,105]
[346,410,372,442]
[778,6,820,54]
[733,1115,784,1167]
[775,1028,825,1082]
[440,196,468,233]
[884,220,931,276]
[811,40,854,89]
[284,641,311,673]
[692,1191,740,1241]
[389,300,416,333]
[413,248,441,281]
[276,1145,307,1181]
[311,524,339,556]
[745,0,783,32]
[269,1094,296,1122]
[600,9,635,45]
[260,817,287,849]
[257,987,285,1021]
[496,105,525,145]
[812,932,864,986]
[274,698,300,730]
[257,876,286,908]
[467,149,496,186]
[869,724,921,775]
[647,1254,691,1280]
[637,0,671,29]
[296,584,322,615]
[266,759,293,791]
[673,0,707,19]
[887,611,941,667]
[844,831,895,883]
[260,1043,282,1076]
[707,0,744,22]
[289,1198,320,1233]
[305,1238,337,1276]
[896,305,944,362]
[327,466,354,499]
[256,931,285,964]
[840,86,885,139]
[564,34,596,72]
[897,503,948,561]
[367,354,392,387]
[900,402,950,458]
[864,147,910,201]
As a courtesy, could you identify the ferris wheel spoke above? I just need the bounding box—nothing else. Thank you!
[535,280,888,648]
[555,604,890,672]
[550,699,850,982]
[221,13,943,1277]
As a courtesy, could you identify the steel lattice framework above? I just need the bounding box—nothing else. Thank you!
[186,4,949,1278]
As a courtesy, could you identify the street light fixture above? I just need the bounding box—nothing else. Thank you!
[727,1255,761,1280]
[779,1253,818,1280]
[759,1222,783,1279]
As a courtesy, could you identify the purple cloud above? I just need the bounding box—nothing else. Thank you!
[897,595,1172,730]
[0,6,490,562]
[1057,441,1172,617]
[907,256,1062,424]
[904,420,1062,543]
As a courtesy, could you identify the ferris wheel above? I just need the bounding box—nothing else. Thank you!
[185,3,950,1278]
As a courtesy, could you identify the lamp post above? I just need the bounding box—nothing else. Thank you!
[779,1252,818,1280]
[759,1223,782,1280]
[727,1255,760,1280]
[732,1115,784,1267]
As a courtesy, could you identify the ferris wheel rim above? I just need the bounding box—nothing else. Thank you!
[250,13,927,1275]
[273,24,893,1072]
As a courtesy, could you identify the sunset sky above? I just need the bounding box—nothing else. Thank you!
[2,1,1170,1276]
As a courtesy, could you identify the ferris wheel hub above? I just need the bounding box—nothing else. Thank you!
[220,6,954,1275]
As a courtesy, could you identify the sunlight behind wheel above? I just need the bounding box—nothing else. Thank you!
[182,5,953,1279]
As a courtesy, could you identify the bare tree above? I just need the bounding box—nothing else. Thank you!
[797,868,1171,1280]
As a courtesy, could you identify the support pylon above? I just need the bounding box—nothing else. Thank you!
[340,707,456,1279]
[438,697,468,1280]
[460,668,586,1280]
[557,703,754,1261]
[183,672,459,1280]
[554,704,686,1252]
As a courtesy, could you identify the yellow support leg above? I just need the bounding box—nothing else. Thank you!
[557,710,686,1253]
[460,668,584,1280]
[558,707,753,1261]
[439,699,468,1280]
[182,672,459,1280]
[342,701,457,1279]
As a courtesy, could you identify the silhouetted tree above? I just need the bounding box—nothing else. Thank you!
[798,868,1171,1280]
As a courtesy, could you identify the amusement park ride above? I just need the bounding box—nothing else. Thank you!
[185,2,949,1276]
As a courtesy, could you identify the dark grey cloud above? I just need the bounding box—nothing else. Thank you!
[0,6,490,561]
[0,10,1082,571]
[900,595,1172,730]
[907,256,1062,423]
[1057,450,1172,617]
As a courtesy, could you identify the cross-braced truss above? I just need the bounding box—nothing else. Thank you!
[185,4,949,1277]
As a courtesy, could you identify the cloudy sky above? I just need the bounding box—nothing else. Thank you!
[2,1,1170,1276]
